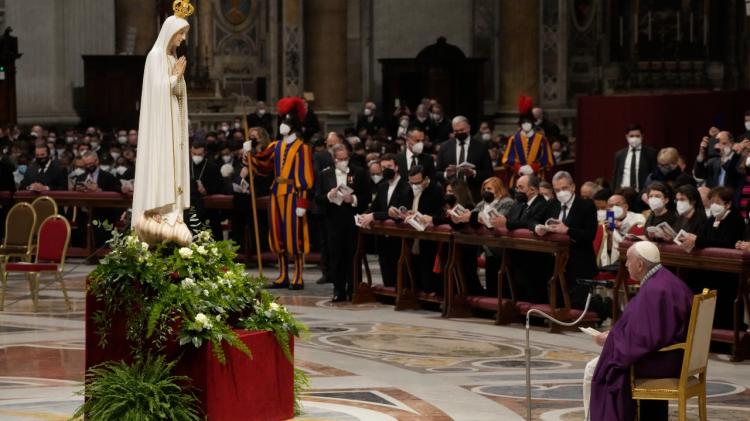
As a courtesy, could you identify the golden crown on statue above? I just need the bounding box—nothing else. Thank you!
[173,0,195,19]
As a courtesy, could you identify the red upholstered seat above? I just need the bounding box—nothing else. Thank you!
[372,285,397,297]
[593,272,616,281]
[465,295,499,312]
[567,308,600,322]
[4,262,58,272]
[509,229,535,239]
[628,225,645,236]
[431,224,453,232]
[515,301,532,314]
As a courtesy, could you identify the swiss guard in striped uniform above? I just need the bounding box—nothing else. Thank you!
[253,97,314,290]
[502,95,555,179]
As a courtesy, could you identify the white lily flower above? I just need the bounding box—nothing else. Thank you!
[178,247,193,259]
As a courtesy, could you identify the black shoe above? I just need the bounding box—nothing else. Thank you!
[331,294,347,303]
[315,276,330,285]
[289,284,304,291]
[267,282,288,289]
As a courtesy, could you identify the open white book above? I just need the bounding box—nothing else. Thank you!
[331,184,354,206]
[354,214,364,227]
[481,208,500,229]
[405,212,426,231]
[456,162,476,170]
[579,327,601,336]
[646,221,677,240]
[449,204,469,217]
[537,218,562,234]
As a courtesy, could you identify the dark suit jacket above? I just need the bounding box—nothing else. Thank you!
[367,177,412,221]
[356,114,384,135]
[506,195,549,231]
[0,158,16,192]
[20,160,68,191]
[611,146,658,192]
[427,119,451,143]
[247,112,274,136]
[191,160,223,196]
[396,151,435,180]
[315,164,370,218]
[312,150,335,215]
[72,169,121,192]
[543,196,598,279]
[407,181,444,219]
[435,138,493,199]
[693,154,742,191]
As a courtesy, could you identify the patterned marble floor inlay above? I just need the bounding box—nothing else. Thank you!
[0,261,747,420]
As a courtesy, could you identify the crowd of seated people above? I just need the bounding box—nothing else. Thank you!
[2,99,750,334]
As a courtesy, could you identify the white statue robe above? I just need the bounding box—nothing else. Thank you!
[131,16,191,229]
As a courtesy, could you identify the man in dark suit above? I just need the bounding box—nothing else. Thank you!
[404,165,444,293]
[316,144,370,302]
[358,153,412,287]
[311,132,342,285]
[190,141,224,238]
[247,101,274,136]
[693,131,743,192]
[396,127,435,179]
[534,171,599,311]
[492,174,551,303]
[71,151,122,245]
[611,124,657,210]
[355,101,383,136]
[427,103,452,144]
[20,145,68,191]
[435,116,493,202]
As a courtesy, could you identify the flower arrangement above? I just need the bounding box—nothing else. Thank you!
[83,225,308,417]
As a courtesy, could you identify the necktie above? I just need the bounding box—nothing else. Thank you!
[411,155,418,169]
[562,204,568,221]
[458,140,466,165]
[629,148,638,190]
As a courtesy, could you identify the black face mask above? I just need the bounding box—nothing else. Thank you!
[444,194,457,207]
[382,167,396,181]
[86,165,97,174]
[482,191,495,203]
[455,132,469,142]
[36,157,49,166]
[515,191,528,203]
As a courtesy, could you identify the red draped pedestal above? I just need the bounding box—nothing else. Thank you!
[85,293,295,421]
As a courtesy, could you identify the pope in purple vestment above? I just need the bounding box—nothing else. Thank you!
[589,242,693,421]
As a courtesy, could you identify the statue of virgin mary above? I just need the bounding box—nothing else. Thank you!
[131,0,195,245]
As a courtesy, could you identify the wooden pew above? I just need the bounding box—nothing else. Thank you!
[614,240,750,362]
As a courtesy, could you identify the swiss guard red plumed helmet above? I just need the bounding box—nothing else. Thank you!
[276,97,307,122]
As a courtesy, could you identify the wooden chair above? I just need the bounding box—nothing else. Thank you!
[631,289,717,421]
[1,215,72,312]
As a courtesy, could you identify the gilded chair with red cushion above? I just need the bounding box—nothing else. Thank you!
[1,215,71,311]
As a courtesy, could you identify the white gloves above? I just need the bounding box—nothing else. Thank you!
[296,207,306,218]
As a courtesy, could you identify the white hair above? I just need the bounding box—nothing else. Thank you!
[451,116,469,126]
[552,170,574,184]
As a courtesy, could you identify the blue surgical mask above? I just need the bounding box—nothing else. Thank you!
[17,165,27,174]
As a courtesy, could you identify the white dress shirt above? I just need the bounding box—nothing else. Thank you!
[620,147,641,189]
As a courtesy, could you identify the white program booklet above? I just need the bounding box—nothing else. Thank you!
[406,212,426,231]
[579,327,601,336]
[449,204,469,217]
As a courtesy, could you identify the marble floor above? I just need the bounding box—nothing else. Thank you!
[0,257,748,420]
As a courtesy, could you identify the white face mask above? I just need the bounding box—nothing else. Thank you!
[100,165,111,172]
[371,174,383,184]
[745,121,750,131]
[648,196,665,211]
[521,122,533,133]
[66,136,76,144]
[399,119,409,128]
[91,141,99,150]
[222,155,232,163]
[258,109,266,116]
[722,146,732,157]
[117,136,127,144]
[364,108,372,116]
[597,209,607,222]
[335,160,349,172]
[627,136,642,148]
[556,189,572,204]
[411,142,424,155]
[612,205,624,219]
[481,133,492,141]
[411,184,424,196]
[221,125,230,132]
[192,155,204,165]
[110,152,121,161]
[676,200,692,215]
[116,166,128,175]
[709,203,727,218]
[234,123,241,129]
[279,123,291,136]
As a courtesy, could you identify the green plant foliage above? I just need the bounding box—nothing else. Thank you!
[73,355,201,421]
[81,227,310,418]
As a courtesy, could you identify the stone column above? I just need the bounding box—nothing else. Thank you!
[497,1,540,112]
[281,0,303,96]
[304,0,347,111]
[115,0,157,55]
[197,0,213,72]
